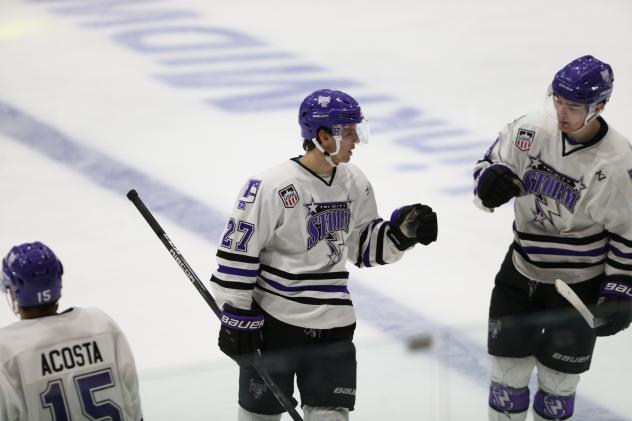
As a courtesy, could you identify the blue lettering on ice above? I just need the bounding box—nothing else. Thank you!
[28,0,490,194]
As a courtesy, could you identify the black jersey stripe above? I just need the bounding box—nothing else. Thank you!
[513,242,605,269]
[606,258,632,272]
[216,250,259,264]
[610,232,632,248]
[356,224,370,267]
[210,274,255,290]
[260,264,349,280]
[514,227,607,245]
[255,284,353,306]
[376,222,388,266]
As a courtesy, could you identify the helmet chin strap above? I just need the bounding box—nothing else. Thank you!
[567,104,601,135]
[311,138,341,168]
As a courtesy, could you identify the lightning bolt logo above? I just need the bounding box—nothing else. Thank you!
[325,232,345,264]
[532,194,561,227]
[491,388,513,410]
[543,396,566,417]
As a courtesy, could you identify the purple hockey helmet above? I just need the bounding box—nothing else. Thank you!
[1,242,63,308]
[298,89,364,140]
[551,55,614,105]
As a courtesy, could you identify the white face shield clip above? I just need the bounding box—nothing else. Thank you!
[312,119,370,167]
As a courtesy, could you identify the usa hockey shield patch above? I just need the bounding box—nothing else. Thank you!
[515,129,535,151]
[278,184,299,208]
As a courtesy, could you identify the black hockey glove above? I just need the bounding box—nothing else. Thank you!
[218,304,264,365]
[388,204,438,250]
[476,163,525,208]
[594,278,632,337]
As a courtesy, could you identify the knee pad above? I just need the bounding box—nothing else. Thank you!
[303,406,349,421]
[238,406,282,421]
[489,356,535,417]
[533,361,579,420]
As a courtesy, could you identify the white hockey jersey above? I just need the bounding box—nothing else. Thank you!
[210,158,407,329]
[474,111,632,285]
[0,307,143,421]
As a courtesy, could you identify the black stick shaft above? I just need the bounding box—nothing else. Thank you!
[127,189,302,421]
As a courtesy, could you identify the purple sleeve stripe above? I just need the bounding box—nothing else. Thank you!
[260,274,349,294]
[522,246,607,257]
[217,265,259,277]
[609,245,632,259]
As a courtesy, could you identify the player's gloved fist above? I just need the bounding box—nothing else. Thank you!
[594,278,632,337]
[388,204,438,250]
[476,163,525,208]
[218,304,264,365]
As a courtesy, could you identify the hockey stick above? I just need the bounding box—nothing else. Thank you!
[554,279,606,329]
[127,189,303,421]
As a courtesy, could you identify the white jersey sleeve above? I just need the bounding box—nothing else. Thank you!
[346,179,407,268]
[210,176,283,310]
[0,366,22,421]
[0,307,143,421]
[585,154,632,280]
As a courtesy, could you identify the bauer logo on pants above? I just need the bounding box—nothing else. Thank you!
[515,129,535,151]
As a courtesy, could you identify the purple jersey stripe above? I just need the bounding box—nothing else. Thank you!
[609,245,632,259]
[522,246,607,257]
[259,274,350,294]
[217,265,258,277]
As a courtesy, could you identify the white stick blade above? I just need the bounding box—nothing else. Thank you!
[555,279,597,328]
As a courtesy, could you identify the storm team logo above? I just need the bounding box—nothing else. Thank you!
[304,199,351,263]
[523,155,585,226]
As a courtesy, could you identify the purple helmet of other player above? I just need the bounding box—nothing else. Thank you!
[298,89,369,166]
[551,55,614,126]
[1,242,63,312]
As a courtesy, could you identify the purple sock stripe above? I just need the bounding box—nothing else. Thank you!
[1,89,628,421]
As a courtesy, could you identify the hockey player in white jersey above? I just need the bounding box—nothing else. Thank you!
[210,89,438,421]
[473,56,632,421]
[0,242,143,421]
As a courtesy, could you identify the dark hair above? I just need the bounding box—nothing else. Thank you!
[303,139,315,151]
[302,127,332,151]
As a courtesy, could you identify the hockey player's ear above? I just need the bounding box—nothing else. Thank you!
[317,128,330,144]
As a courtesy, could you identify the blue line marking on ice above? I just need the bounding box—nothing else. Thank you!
[0,100,625,421]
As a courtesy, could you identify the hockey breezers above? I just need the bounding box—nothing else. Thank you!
[555,279,606,329]
[127,189,303,421]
